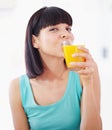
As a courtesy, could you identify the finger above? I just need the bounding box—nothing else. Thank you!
[77,67,94,75]
[69,62,89,68]
[72,53,93,61]
[77,46,89,53]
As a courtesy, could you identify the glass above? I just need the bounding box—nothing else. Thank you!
[62,41,85,68]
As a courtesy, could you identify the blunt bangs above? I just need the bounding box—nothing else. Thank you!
[25,6,73,78]
[33,6,73,36]
[41,7,73,27]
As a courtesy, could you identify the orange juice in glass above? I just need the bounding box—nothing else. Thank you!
[63,44,85,68]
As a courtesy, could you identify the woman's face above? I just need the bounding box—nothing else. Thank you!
[33,23,74,58]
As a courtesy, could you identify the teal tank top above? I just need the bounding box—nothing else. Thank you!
[20,71,82,130]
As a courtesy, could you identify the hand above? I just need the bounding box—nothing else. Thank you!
[69,46,96,81]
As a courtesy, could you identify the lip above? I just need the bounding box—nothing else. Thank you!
[61,40,73,45]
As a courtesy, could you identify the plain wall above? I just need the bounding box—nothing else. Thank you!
[0,0,112,129]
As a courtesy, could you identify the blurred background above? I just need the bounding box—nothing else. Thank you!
[0,0,112,129]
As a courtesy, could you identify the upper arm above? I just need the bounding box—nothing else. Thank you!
[9,78,30,130]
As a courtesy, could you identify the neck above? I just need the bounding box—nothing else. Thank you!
[42,57,67,80]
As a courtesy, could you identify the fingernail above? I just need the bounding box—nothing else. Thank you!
[72,54,77,57]
[69,62,75,65]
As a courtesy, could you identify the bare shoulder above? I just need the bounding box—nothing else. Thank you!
[9,77,20,89]
[9,77,21,106]
[9,77,20,95]
[9,78,30,129]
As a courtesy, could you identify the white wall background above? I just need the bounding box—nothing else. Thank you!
[0,0,112,129]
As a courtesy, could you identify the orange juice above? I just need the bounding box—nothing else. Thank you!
[63,45,85,68]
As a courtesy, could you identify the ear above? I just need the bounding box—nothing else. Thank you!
[32,35,39,48]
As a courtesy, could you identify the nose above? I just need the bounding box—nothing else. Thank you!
[60,29,74,41]
[60,32,69,39]
[61,34,67,38]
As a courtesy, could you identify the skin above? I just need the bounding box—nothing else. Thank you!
[9,23,102,130]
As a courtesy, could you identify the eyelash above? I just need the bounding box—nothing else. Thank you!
[66,27,72,32]
[49,28,58,31]
[49,27,72,32]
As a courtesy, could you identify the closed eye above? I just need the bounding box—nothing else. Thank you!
[49,28,58,31]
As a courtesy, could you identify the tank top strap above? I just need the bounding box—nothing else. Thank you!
[19,74,34,108]
[69,71,82,102]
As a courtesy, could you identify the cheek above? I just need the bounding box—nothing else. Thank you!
[71,34,75,41]
[39,39,53,53]
[41,37,55,49]
[38,35,48,48]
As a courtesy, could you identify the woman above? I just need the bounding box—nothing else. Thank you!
[9,6,102,130]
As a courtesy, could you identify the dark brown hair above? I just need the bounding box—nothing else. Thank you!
[25,6,73,78]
